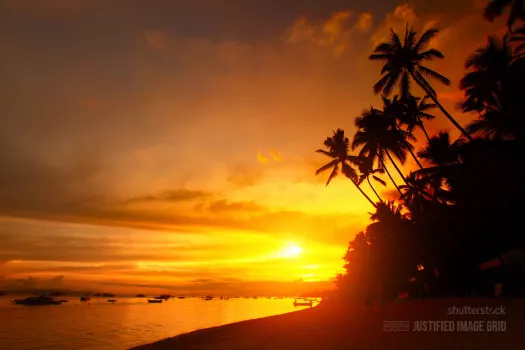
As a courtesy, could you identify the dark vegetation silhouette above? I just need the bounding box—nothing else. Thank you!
[319,4,525,301]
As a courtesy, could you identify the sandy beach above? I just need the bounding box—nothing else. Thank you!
[130,298,525,350]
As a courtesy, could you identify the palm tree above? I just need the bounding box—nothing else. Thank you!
[460,34,514,113]
[417,131,464,166]
[352,107,414,186]
[483,0,525,31]
[460,34,525,139]
[382,95,424,170]
[398,95,437,144]
[353,107,414,187]
[399,172,433,205]
[369,26,473,141]
[356,156,387,202]
[315,129,377,208]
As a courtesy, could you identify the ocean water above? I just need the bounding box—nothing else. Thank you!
[0,296,313,350]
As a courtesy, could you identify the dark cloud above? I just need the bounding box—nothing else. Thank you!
[1,275,67,291]
[0,228,237,263]
[206,200,265,214]
[122,189,211,204]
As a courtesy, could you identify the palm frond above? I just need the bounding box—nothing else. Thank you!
[315,159,338,176]
[414,29,439,52]
[372,175,387,186]
[417,65,451,85]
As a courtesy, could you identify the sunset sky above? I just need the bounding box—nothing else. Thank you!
[0,0,506,295]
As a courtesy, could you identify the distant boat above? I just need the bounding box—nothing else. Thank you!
[148,299,162,303]
[12,295,62,306]
[204,296,213,301]
[154,294,172,300]
[80,296,90,301]
[135,294,146,298]
[178,296,185,299]
[293,300,313,307]
[107,300,116,303]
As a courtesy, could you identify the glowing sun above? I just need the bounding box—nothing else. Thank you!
[280,244,303,258]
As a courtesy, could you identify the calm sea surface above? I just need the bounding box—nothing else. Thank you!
[0,296,312,350]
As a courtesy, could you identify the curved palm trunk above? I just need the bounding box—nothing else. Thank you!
[379,155,403,196]
[418,118,432,143]
[413,79,474,141]
[385,150,409,185]
[350,178,377,208]
[367,176,383,202]
[408,147,424,169]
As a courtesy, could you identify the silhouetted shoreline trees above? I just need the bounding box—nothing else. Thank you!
[320,3,525,300]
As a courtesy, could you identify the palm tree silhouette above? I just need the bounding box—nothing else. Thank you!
[399,172,432,204]
[483,0,525,31]
[460,34,525,139]
[398,95,437,144]
[369,25,473,141]
[353,107,413,188]
[382,95,424,170]
[417,131,464,166]
[316,129,378,208]
[460,34,514,113]
[356,156,387,202]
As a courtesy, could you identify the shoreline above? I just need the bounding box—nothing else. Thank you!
[130,298,525,350]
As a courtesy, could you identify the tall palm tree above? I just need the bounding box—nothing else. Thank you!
[382,95,424,170]
[398,95,437,144]
[353,107,414,187]
[460,34,525,139]
[460,34,514,113]
[315,129,377,208]
[369,26,473,141]
[356,156,387,202]
[352,109,402,196]
[483,0,525,31]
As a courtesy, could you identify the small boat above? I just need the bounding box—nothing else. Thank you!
[204,296,213,301]
[80,296,90,301]
[107,299,116,303]
[148,299,162,303]
[12,295,62,306]
[178,296,185,299]
[293,300,313,307]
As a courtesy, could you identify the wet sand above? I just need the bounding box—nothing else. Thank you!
[130,298,525,350]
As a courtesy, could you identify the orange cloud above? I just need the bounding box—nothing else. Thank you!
[257,150,269,164]
[269,149,282,162]
[370,3,418,47]
[355,13,373,33]
[284,11,354,54]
